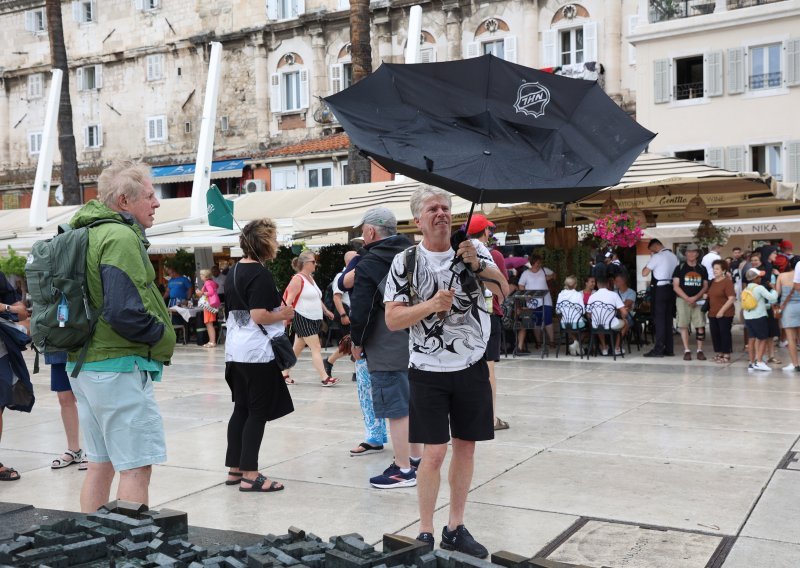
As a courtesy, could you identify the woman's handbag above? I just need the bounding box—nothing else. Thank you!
[773,288,794,320]
[232,264,297,371]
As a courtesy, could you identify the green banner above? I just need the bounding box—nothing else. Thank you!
[206,185,235,230]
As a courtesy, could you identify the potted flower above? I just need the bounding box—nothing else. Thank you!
[692,219,730,249]
[593,212,643,248]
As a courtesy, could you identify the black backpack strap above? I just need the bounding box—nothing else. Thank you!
[403,245,418,305]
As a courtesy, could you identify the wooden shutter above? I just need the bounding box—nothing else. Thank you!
[84,126,91,148]
[503,36,517,63]
[294,0,304,17]
[704,51,723,97]
[419,47,436,63]
[25,10,35,32]
[786,39,800,87]
[266,0,278,21]
[89,0,96,22]
[329,64,342,94]
[627,15,638,65]
[726,146,746,172]
[72,1,82,22]
[542,30,557,67]
[94,64,103,89]
[583,22,597,62]
[786,141,800,183]
[727,47,745,94]
[76,67,85,91]
[653,59,670,103]
[134,0,144,10]
[299,69,309,109]
[96,125,103,147]
[465,42,478,59]
[704,147,724,169]
[270,73,281,112]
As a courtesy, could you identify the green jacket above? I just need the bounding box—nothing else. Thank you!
[68,201,176,364]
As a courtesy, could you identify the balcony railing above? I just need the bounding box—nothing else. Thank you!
[727,0,786,9]
[749,72,782,89]
[675,81,704,100]
[649,0,716,22]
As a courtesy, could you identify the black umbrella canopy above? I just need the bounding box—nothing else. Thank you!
[325,54,656,204]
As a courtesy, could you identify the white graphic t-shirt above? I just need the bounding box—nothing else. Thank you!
[383,240,497,372]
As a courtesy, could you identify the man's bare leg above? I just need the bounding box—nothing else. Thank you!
[389,417,411,469]
[81,461,115,513]
[447,438,475,530]
[417,443,447,534]
[118,465,153,506]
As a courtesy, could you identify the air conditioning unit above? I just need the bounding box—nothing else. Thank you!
[243,179,266,193]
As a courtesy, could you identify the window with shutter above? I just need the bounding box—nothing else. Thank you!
[266,0,278,21]
[704,51,723,97]
[653,59,670,103]
[560,28,584,66]
[752,144,782,181]
[503,36,517,63]
[582,22,597,63]
[25,9,46,33]
[270,73,281,112]
[542,30,557,67]
[28,74,43,99]
[28,132,43,155]
[419,47,436,63]
[787,39,800,87]
[299,69,309,109]
[73,0,95,23]
[674,55,703,100]
[85,124,102,148]
[465,42,479,59]
[482,40,504,59]
[726,146,746,172]
[785,141,800,183]
[146,54,163,81]
[704,147,725,169]
[727,47,745,94]
[330,64,342,94]
[749,43,781,90]
[146,116,166,143]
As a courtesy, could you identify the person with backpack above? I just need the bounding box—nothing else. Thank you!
[346,207,422,488]
[63,161,176,512]
[671,244,709,361]
[384,186,508,558]
[281,250,336,386]
[322,251,358,380]
[742,267,779,371]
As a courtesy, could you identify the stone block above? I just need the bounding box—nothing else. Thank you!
[299,553,325,568]
[0,540,32,556]
[118,538,151,559]
[434,549,499,568]
[325,548,372,568]
[305,534,322,543]
[15,545,65,563]
[100,500,150,517]
[379,534,436,566]
[37,554,70,568]
[13,527,40,540]
[45,519,77,534]
[129,525,161,543]
[62,532,91,545]
[62,537,107,564]
[336,536,376,557]
[148,538,166,554]
[88,511,150,531]
[203,556,226,566]
[147,509,189,538]
[282,542,322,559]
[223,557,248,568]
[247,551,276,568]
[34,530,66,547]
[490,551,529,568]
[288,527,306,541]
[268,547,301,566]
[89,525,124,544]
[146,551,180,566]
[418,551,438,568]
[74,520,102,533]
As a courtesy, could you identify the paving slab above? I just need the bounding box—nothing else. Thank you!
[722,536,800,568]
[517,382,680,402]
[552,422,796,468]
[496,394,639,423]
[741,469,800,544]
[546,520,724,568]
[470,450,770,534]
[653,385,800,410]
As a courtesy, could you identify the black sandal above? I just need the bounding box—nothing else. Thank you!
[225,471,243,486]
[239,473,284,493]
[0,463,20,481]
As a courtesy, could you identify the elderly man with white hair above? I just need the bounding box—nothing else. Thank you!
[384,185,508,558]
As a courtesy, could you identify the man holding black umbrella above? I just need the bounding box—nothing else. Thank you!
[384,185,508,558]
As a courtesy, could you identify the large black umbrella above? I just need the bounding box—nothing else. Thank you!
[325,54,656,204]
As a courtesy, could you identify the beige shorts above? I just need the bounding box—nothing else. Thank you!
[676,297,706,329]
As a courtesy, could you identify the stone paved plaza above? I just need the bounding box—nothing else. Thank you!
[3,340,800,567]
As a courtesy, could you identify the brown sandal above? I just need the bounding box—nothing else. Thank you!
[0,463,20,481]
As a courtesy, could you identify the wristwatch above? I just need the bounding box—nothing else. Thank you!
[3,304,10,313]
[474,260,487,274]
[339,313,347,318]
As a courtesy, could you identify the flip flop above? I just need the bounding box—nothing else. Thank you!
[239,474,284,493]
[321,376,338,387]
[350,442,384,456]
[225,471,243,486]
[284,376,295,385]
[494,418,510,431]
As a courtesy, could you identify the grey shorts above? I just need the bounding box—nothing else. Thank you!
[370,371,410,419]
[70,368,166,471]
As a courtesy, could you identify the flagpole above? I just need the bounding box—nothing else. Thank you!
[29,69,63,228]
[190,42,223,219]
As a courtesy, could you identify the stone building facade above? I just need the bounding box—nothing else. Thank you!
[0,0,640,205]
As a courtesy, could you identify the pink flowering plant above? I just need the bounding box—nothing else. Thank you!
[593,212,643,248]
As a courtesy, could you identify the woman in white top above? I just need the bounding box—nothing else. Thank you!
[282,250,336,386]
[517,254,556,351]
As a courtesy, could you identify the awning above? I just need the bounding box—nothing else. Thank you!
[151,159,246,184]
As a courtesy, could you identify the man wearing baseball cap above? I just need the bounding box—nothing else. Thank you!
[672,244,709,361]
[466,214,510,431]
[776,240,794,273]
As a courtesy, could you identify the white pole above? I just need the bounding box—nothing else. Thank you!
[29,69,63,227]
[405,5,422,64]
[190,41,223,219]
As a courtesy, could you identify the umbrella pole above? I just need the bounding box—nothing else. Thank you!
[445,199,478,289]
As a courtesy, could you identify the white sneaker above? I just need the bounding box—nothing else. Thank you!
[780,340,790,348]
[782,364,797,372]
[568,341,579,356]
[601,348,609,356]
[753,361,772,372]
[614,349,623,356]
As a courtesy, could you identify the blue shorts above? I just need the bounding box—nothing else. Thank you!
[50,363,72,392]
[531,305,554,326]
[745,316,769,341]
[69,367,166,471]
[370,371,410,419]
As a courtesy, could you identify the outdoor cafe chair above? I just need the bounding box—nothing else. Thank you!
[586,301,625,361]
[555,300,587,359]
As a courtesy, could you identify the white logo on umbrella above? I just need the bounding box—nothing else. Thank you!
[514,82,550,118]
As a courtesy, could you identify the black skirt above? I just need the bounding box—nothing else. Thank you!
[224,360,294,422]
[293,312,321,338]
